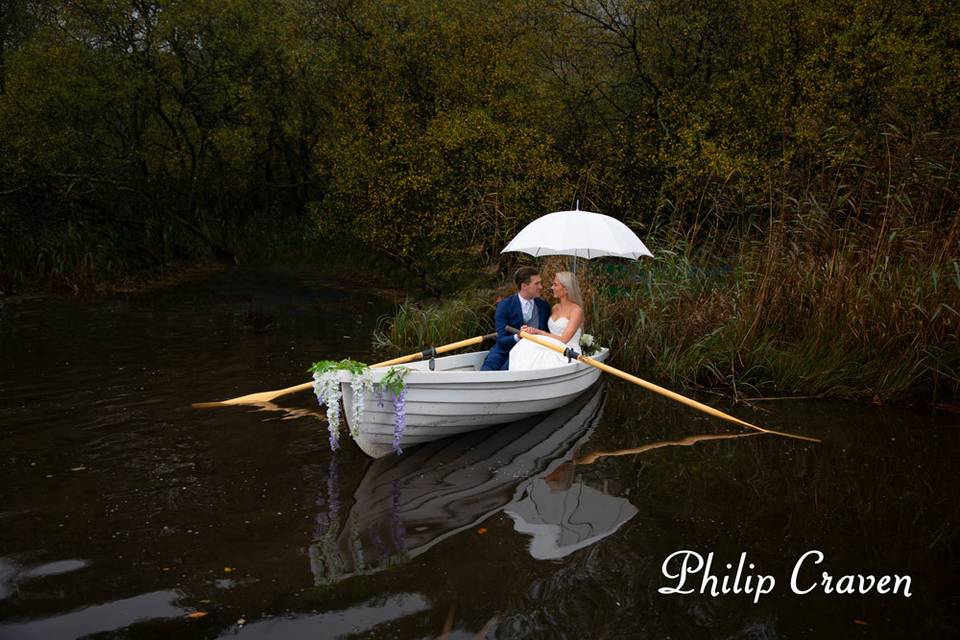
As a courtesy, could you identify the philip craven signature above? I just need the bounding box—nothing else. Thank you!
[658,550,913,603]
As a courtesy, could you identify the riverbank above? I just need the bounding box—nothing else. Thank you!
[375,215,960,407]
[0,232,420,301]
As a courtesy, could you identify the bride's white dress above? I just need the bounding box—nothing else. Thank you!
[508,317,582,371]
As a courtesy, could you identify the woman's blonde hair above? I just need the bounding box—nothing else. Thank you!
[555,271,583,307]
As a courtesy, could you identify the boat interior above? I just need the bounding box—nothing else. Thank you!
[402,350,488,372]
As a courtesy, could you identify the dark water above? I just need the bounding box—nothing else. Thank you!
[1,270,957,639]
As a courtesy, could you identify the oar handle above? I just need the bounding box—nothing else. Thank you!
[373,332,497,368]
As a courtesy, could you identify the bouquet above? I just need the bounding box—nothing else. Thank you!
[580,333,598,356]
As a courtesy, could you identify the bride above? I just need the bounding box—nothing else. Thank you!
[509,271,584,371]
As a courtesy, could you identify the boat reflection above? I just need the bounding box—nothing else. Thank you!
[308,389,770,582]
[310,383,610,583]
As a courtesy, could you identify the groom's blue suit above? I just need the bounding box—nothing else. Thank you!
[481,294,552,371]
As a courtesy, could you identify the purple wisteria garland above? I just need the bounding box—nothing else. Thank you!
[312,370,343,450]
[392,388,407,455]
[310,359,409,454]
[309,358,369,452]
[390,478,407,551]
[377,366,410,456]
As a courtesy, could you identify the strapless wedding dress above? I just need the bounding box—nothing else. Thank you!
[508,317,582,371]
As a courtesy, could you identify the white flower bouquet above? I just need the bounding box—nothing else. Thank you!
[580,333,598,355]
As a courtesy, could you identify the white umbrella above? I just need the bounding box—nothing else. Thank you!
[500,207,653,261]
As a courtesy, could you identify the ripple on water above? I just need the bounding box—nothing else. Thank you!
[0,557,91,602]
[217,593,431,639]
[19,559,90,580]
[0,557,17,601]
[0,589,187,640]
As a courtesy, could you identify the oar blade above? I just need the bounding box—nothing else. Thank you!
[194,332,498,409]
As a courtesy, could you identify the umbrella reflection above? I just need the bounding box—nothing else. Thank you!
[505,475,638,560]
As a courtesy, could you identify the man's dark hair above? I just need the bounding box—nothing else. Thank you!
[514,266,539,289]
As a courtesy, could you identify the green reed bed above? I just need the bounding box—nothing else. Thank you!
[373,215,959,405]
[372,294,495,352]
[0,218,137,293]
[591,213,960,404]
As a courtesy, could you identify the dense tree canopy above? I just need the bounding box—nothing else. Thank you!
[1,0,957,290]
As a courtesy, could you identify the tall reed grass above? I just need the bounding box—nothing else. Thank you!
[373,213,959,405]
[372,294,495,352]
[591,211,959,403]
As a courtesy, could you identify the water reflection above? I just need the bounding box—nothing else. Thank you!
[249,399,327,422]
[310,384,610,582]
[504,433,762,559]
[309,388,784,576]
[3,271,957,638]
[18,559,89,580]
[0,589,186,640]
[218,592,431,639]
[575,431,762,465]
[0,558,16,602]
[505,474,638,560]
[0,557,90,603]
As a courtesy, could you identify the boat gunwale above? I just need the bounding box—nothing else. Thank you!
[335,347,610,386]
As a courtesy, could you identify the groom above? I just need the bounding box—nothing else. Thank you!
[481,266,552,371]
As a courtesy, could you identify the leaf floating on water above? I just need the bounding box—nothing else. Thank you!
[477,528,488,535]
[854,620,868,625]
[223,566,235,573]
[186,611,208,619]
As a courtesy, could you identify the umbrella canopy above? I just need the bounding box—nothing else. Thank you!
[501,209,653,260]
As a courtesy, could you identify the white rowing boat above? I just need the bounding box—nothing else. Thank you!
[339,347,609,457]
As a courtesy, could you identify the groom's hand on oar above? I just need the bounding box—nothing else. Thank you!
[193,332,498,409]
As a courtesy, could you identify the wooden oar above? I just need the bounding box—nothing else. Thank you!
[194,332,498,408]
[506,326,821,443]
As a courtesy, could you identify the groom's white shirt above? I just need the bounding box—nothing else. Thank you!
[518,293,534,320]
[516,293,535,341]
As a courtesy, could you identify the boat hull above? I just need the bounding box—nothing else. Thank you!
[340,348,609,457]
